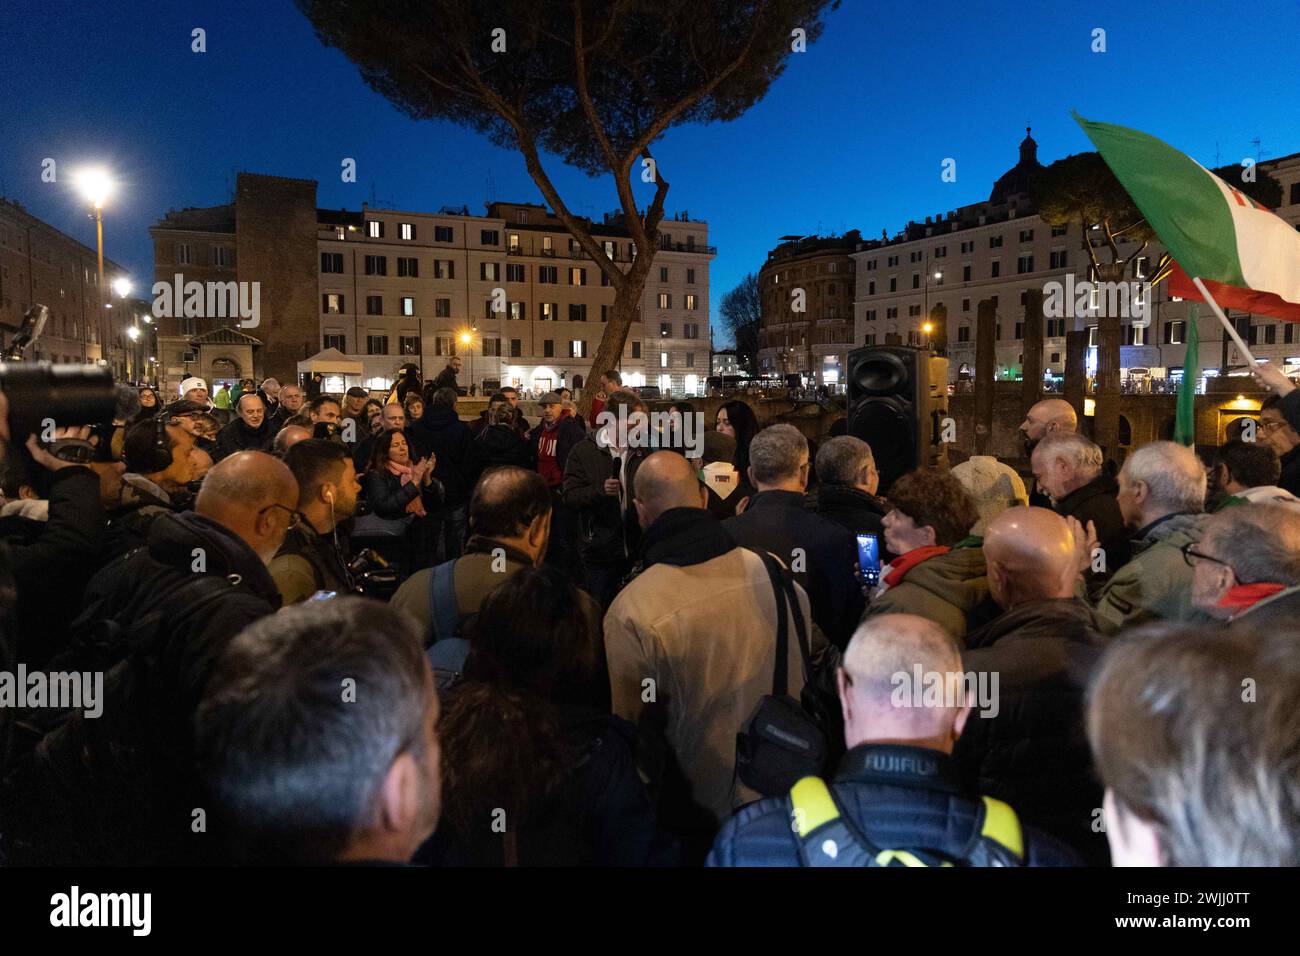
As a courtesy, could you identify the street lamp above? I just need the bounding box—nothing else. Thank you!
[74,167,115,366]
[459,330,474,394]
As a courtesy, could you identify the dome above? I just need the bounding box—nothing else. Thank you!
[989,127,1043,204]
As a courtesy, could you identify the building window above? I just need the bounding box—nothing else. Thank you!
[962,298,971,312]
[540,302,558,321]
[543,339,554,358]
[397,257,419,277]
[658,292,671,309]
[400,335,420,355]
[1051,223,1068,237]
[1049,249,1068,269]
[569,339,586,358]
[539,266,558,284]
[365,255,387,276]
[435,298,451,318]
[366,334,389,355]
[865,309,877,322]
[568,303,587,322]
[685,352,695,368]
[401,297,414,316]
[507,263,525,282]
[991,260,1001,278]
[631,341,641,359]
[912,273,920,289]
[367,221,383,239]
[177,243,192,265]
[399,222,415,241]
[434,225,453,243]
[660,321,672,338]
[324,333,345,351]
[868,281,876,295]
[687,268,696,284]
[483,337,501,357]
[366,295,383,315]
[1134,256,1149,280]
[509,301,525,321]
[510,338,522,358]
[484,299,496,321]
[321,252,344,273]
[603,239,617,260]
[685,294,698,311]
[908,305,921,318]
[481,230,500,246]
[212,246,229,267]
[323,293,344,314]
[481,262,500,281]
[889,277,897,292]
[962,264,971,281]
[957,326,970,343]
[1014,322,1024,339]
[569,267,586,286]
[989,235,1003,248]
[1047,318,1065,337]
[660,266,669,282]
[334,226,346,241]
[542,236,554,254]
[434,260,454,279]
[435,335,456,357]
[1019,229,1034,243]
[684,322,700,339]
[660,352,670,368]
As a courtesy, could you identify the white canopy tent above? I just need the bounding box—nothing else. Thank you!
[298,348,365,393]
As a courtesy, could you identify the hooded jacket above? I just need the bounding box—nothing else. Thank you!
[10,511,281,865]
[955,598,1108,864]
[865,545,997,642]
[1092,511,1205,635]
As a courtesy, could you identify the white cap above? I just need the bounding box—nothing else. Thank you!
[180,376,208,397]
[951,455,1029,536]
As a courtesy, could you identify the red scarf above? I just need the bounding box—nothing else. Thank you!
[883,546,951,589]
[1218,582,1285,615]
[387,460,427,517]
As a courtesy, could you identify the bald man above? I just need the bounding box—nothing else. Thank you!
[708,614,1079,867]
[605,451,823,846]
[951,506,1108,864]
[26,450,299,864]
[1020,398,1079,507]
[273,424,313,457]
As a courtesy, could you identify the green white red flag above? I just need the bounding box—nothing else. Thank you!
[1074,113,1300,322]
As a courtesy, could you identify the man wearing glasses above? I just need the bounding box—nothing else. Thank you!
[1184,503,1300,624]
[1257,397,1300,497]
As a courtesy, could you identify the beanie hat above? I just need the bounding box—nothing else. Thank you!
[951,455,1028,536]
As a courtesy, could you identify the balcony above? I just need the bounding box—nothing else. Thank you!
[658,240,717,255]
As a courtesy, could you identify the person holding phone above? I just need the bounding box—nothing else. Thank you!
[805,436,888,558]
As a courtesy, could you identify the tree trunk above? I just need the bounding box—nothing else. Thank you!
[578,262,649,420]
[974,299,996,456]
[1021,289,1044,417]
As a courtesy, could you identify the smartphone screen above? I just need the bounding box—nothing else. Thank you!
[857,533,880,587]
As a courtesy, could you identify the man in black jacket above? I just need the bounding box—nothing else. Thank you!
[708,612,1078,867]
[411,387,483,561]
[804,435,886,545]
[6,451,298,864]
[270,440,361,604]
[1032,430,1130,582]
[954,506,1108,865]
[724,424,863,648]
[563,390,648,607]
[431,356,462,394]
[214,392,273,461]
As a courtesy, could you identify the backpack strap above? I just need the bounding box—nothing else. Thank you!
[755,551,789,696]
[788,776,873,867]
[426,559,460,646]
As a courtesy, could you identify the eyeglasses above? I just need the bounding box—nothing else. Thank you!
[1260,419,1288,432]
[259,502,304,529]
[1180,541,1228,569]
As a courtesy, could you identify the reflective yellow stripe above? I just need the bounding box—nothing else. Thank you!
[874,849,935,867]
[980,796,1024,858]
[790,776,839,837]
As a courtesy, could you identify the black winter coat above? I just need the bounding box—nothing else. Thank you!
[562,437,646,565]
[1052,473,1131,580]
[805,484,888,558]
[955,597,1108,865]
[214,417,273,461]
[477,422,536,470]
[5,511,281,865]
[410,405,483,506]
[361,468,445,520]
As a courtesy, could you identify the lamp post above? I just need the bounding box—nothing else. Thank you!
[74,168,114,364]
[113,277,133,380]
[459,330,475,395]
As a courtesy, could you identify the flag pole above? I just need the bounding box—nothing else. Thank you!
[1191,275,1257,367]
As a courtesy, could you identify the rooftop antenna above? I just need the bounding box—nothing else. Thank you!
[368,181,395,210]
[1252,136,1266,162]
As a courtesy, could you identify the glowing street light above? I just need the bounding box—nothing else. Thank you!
[126,326,141,341]
[113,276,132,298]
[74,166,117,366]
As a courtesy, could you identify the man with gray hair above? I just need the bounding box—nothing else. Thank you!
[1088,622,1300,865]
[1091,440,1207,634]
[724,424,863,647]
[708,614,1078,866]
[805,435,886,545]
[1031,431,1129,581]
[1187,503,1300,624]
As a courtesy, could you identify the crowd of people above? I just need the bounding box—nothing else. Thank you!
[0,353,1298,868]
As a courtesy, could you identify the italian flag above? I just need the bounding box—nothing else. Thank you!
[1075,113,1300,321]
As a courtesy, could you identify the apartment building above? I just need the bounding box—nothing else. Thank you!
[152,177,713,397]
[757,231,858,387]
[851,131,1300,384]
[0,197,132,374]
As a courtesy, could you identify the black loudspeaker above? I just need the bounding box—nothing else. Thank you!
[846,346,949,494]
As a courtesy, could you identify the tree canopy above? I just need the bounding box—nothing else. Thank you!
[719,271,761,372]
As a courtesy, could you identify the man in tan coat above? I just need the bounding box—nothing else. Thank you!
[604,452,818,836]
